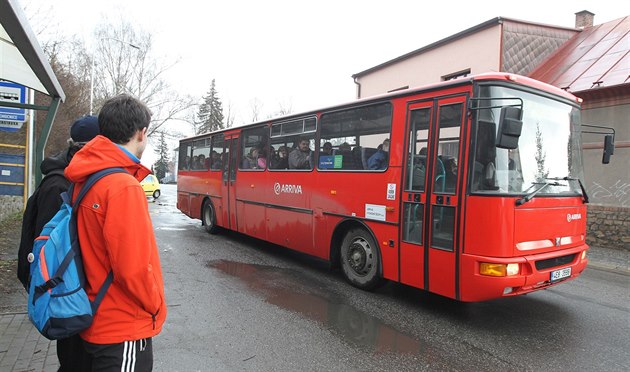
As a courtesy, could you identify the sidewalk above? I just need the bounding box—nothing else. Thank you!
[0,313,58,371]
[0,246,627,371]
[585,245,629,275]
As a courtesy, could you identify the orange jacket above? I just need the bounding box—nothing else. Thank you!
[65,135,167,344]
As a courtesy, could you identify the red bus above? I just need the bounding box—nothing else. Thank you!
[177,73,594,302]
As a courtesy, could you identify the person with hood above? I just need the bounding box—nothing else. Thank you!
[64,93,166,371]
[17,115,100,371]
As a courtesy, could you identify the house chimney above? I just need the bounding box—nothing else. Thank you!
[575,10,595,28]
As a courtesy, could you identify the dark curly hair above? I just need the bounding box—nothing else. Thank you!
[98,94,151,144]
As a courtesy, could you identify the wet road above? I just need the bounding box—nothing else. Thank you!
[150,185,629,371]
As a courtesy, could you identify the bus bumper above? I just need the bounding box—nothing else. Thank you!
[459,245,589,302]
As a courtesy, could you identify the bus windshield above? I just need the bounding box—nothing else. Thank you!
[471,85,584,196]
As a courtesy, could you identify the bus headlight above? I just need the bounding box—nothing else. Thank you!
[480,263,520,277]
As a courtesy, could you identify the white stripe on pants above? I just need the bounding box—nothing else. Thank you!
[122,340,137,372]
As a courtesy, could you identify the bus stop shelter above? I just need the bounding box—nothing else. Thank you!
[0,0,65,196]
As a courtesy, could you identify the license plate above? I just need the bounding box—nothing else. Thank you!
[550,267,571,282]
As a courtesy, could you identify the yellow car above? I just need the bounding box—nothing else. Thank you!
[140,174,161,199]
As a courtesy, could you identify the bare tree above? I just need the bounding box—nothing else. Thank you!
[224,100,236,128]
[267,99,293,119]
[91,20,195,136]
[249,98,263,123]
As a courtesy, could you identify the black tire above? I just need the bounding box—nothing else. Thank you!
[340,228,383,290]
[153,190,161,199]
[202,200,219,234]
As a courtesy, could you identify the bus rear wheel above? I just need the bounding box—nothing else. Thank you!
[202,200,219,234]
[340,228,382,290]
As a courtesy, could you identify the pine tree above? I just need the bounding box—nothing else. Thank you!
[153,131,170,181]
[196,79,225,134]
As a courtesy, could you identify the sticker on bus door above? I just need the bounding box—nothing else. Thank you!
[387,183,396,200]
[366,204,386,221]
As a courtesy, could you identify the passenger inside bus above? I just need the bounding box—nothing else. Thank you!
[243,147,264,169]
[443,157,458,193]
[360,147,378,169]
[192,154,207,170]
[408,147,427,190]
[257,147,267,169]
[271,146,289,169]
[367,139,390,170]
[321,142,333,155]
[289,138,312,169]
[210,151,221,170]
[333,142,356,169]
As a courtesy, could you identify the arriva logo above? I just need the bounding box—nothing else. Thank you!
[274,182,303,195]
[567,213,582,222]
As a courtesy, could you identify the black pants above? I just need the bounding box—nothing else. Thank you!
[57,334,91,371]
[83,338,153,372]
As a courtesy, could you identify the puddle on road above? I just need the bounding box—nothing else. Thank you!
[207,260,437,356]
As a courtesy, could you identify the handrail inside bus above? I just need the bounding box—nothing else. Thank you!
[468,97,524,111]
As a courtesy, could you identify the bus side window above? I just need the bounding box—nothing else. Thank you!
[406,108,430,191]
[240,126,269,171]
[319,103,393,172]
[178,142,192,171]
[269,118,316,171]
[210,134,225,171]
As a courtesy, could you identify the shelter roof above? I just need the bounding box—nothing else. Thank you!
[0,0,65,100]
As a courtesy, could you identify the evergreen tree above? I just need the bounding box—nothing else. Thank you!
[153,131,170,181]
[196,79,224,134]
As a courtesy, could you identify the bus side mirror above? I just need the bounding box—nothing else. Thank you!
[496,106,522,149]
[602,134,615,164]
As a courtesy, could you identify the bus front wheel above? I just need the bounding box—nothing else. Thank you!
[202,200,219,234]
[340,228,382,290]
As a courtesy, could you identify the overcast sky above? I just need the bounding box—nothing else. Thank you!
[20,0,629,166]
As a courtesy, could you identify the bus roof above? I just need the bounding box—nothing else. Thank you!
[181,73,579,142]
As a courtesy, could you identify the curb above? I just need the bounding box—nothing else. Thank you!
[586,261,629,276]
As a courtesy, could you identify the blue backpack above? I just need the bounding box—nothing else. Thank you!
[27,168,126,340]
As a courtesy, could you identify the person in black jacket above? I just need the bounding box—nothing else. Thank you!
[17,115,99,372]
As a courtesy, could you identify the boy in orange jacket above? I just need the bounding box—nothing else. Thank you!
[65,94,166,371]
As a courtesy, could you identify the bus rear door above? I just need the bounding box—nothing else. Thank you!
[400,96,466,299]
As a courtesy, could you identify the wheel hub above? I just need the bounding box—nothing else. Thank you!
[347,238,373,276]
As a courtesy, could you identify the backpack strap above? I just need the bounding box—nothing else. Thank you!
[45,168,128,296]
[91,271,114,312]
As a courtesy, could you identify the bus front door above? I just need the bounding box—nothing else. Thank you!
[400,97,465,299]
[221,135,239,230]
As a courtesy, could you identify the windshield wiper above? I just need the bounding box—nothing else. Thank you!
[515,181,564,206]
[547,176,589,203]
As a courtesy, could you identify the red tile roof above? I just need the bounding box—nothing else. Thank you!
[529,16,630,93]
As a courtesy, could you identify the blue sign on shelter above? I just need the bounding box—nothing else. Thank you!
[0,81,27,132]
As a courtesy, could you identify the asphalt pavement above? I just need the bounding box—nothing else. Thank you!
[1,245,627,371]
